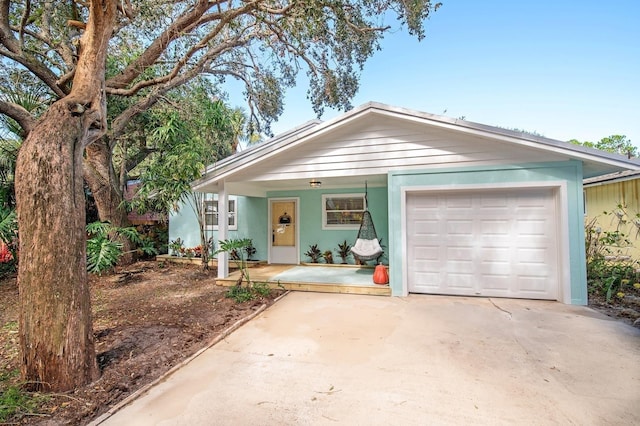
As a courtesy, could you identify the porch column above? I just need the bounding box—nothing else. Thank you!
[217,183,229,279]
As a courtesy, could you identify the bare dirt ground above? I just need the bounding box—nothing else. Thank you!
[588,283,640,328]
[1,261,639,425]
[0,261,284,425]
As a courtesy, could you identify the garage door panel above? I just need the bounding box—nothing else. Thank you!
[413,271,440,283]
[479,194,509,205]
[447,273,475,290]
[445,260,475,273]
[447,220,473,235]
[480,219,510,235]
[516,218,550,236]
[479,260,511,275]
[515,195,548,208]
[479,246,511,258]
[517,247,547,263]
[447,246,475,260]
[412,244,442,259]
[481,277,512,291]
[516,263,552,277]
[413,219,440,236]
[445,196,473,209]
[411,271,444,293]
[517,277,555,297]
[407,188,559,300]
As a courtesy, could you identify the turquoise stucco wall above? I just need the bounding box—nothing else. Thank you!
[168,187,387,264]
[387,160,587,304]
[168,196,268,260]
[267,186,388,264]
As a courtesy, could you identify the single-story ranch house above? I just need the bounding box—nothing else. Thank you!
[169,102,640,304]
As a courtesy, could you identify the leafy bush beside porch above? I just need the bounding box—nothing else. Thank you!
[585,206,640,303]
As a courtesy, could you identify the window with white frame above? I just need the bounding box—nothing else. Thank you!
[322,193,366,230]
[203,195,237,230]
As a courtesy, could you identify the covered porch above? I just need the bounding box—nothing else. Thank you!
[216,264,391,296]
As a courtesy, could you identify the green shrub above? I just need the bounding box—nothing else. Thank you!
[585,211,639,301]
[587,257,637,302]
[86,221,158,274]
[0,371,48,422]
[225,285,255,303]
[225,282,272,303]
[252,281,272,297]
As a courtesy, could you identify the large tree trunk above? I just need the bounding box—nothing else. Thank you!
[14,0,117,392]
[15,102,99,391]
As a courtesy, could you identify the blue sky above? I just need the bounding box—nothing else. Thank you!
[260,1,639,147]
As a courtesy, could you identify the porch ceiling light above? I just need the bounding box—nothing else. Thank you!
[309,179,322,188]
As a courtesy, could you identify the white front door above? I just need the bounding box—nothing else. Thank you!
[406,187,559,300]
[269,198,299,264]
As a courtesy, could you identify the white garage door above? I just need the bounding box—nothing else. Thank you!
[407,188,559,300]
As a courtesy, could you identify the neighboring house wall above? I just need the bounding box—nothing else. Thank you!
[124,181,162,225]
[388,160,587,304]
[584,177,640,260]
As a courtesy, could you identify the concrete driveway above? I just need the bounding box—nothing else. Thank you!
[96,292,640,425]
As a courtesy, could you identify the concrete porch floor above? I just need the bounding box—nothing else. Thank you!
[216,264,391,296]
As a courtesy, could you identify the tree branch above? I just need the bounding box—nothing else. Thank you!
[0,47,68,98]
[0,0,20,53]
[106,0,213,89]
[0,99,36,137]
[18,0,31,47]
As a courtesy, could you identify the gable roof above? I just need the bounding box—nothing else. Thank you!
[584,169,640,186]
[194,102,640,195]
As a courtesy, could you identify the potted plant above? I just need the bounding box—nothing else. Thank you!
[322,250,334,264]
[230,247,241,261]
[244,239,256,261]
[304,244,322,263]
[337,240,351,264]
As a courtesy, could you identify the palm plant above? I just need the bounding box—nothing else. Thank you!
[216,238,253,286]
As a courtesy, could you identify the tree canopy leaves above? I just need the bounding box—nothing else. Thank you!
[129,85,235,215]
[2,0,441,138]
[569,135,637,158]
